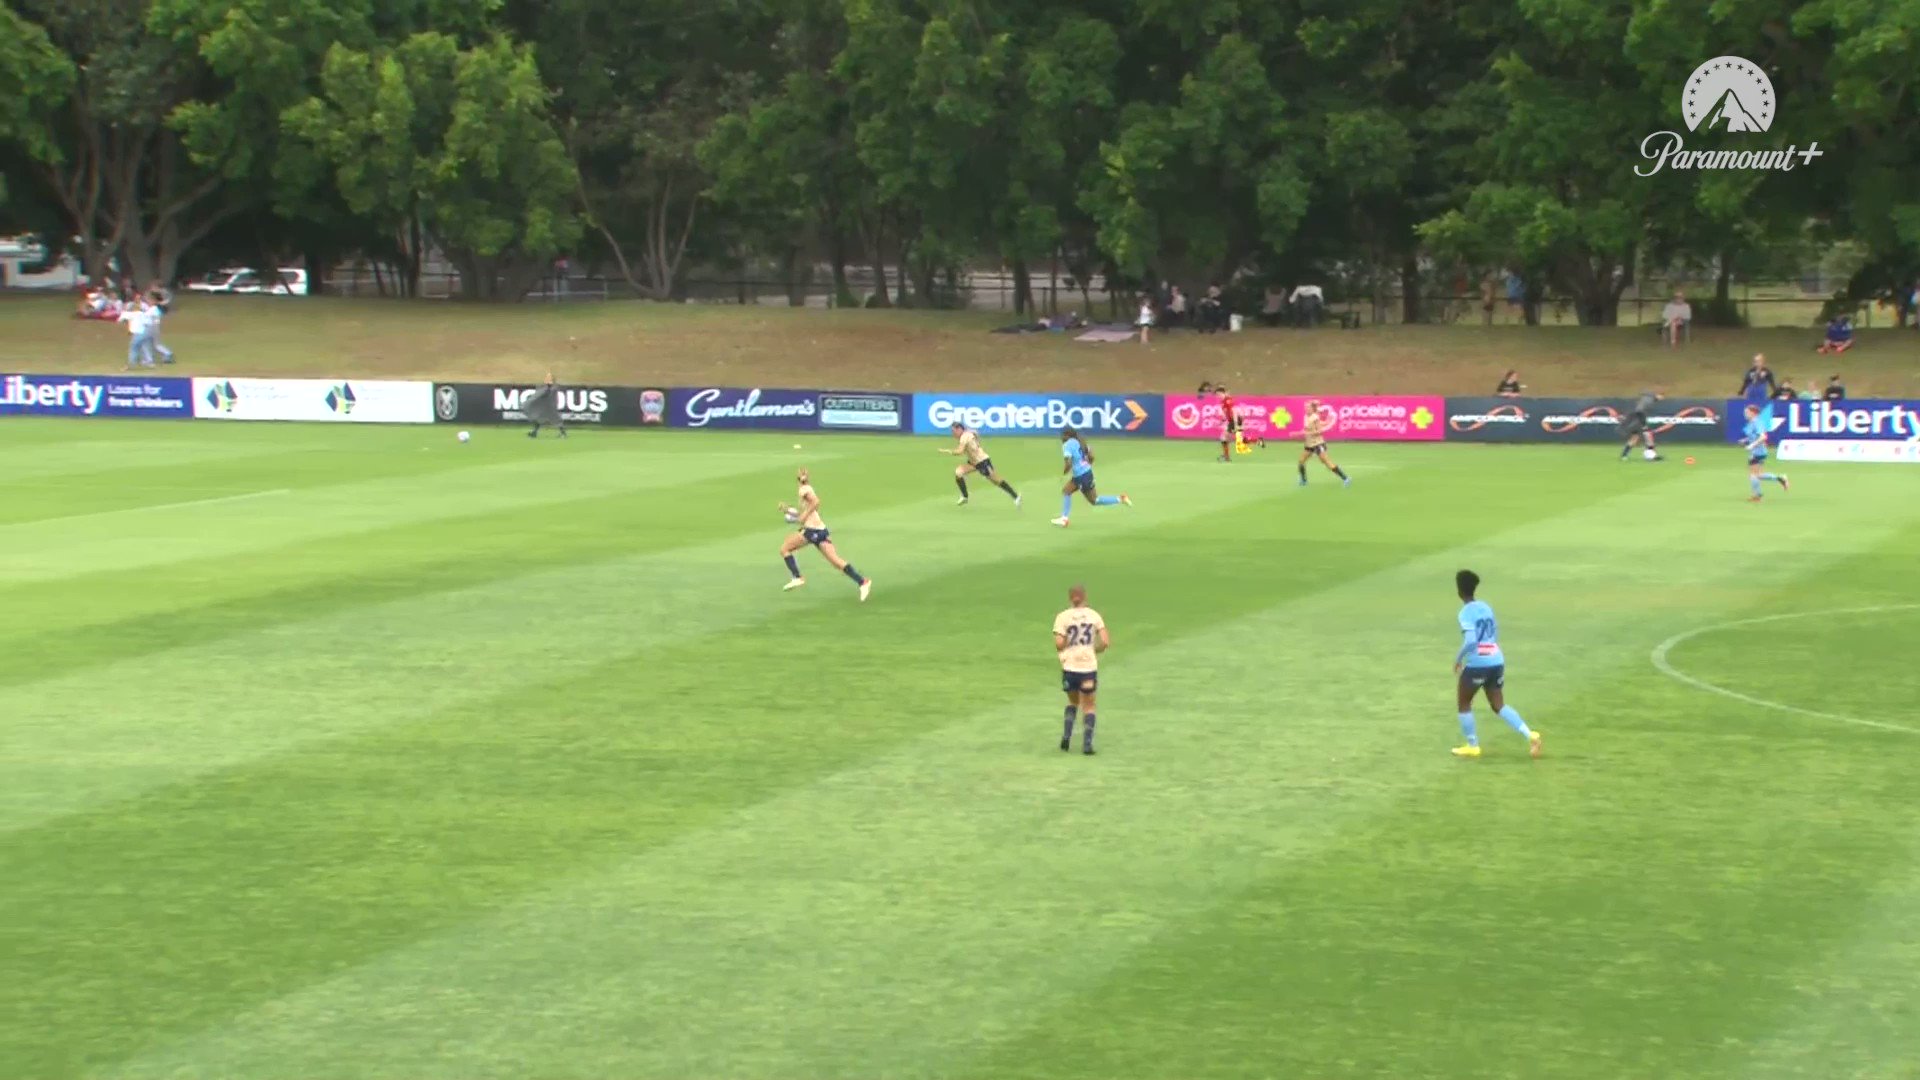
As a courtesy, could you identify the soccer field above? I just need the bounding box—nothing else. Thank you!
[4,419,1918,1080]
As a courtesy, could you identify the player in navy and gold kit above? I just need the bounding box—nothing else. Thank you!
[778,468,873,601]
[1053,585,1109,754]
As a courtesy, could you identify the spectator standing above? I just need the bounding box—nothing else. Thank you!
[1740,354,1777,401]
[117,296,156,368]
[1504,271,1524,319]
[1496,370,1525,396]
[1660,290,1692,347]
[1823,374,1846,401]
[144,287,175,364]
[1817,314,1853,354]
[1136,297,1155,346]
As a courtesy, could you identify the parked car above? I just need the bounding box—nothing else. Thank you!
[184,267,249,292]
[185,267,307,296]
[0,237,84,290]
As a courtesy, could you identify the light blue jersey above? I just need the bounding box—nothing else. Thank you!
[1743,418,1768,460]
[1456,600,1504,668]
[1063,437,1092,476]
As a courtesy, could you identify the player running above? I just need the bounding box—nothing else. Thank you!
[1741,404,1790,502]
[1297,401,1351,487]
[1052,427,1130,527]
[1618,389,1664,461]
[940,422,1021,507]
[778,468,873,601]
[1451,569,1541,760]
[1053,584,1109,755]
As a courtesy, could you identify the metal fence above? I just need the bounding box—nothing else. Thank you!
[317,264,1913,329]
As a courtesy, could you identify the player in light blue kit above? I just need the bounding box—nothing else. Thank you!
[1451,569,1542,760]
[1741,404,1790,502]
[1051,427,1131,527]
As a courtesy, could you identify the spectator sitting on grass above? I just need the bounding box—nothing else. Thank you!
[1660,290,1692,346]
[1496,370,1525,396]
[1816,314,1854,354]
[1261,285,1286,327]
[1289,283,1324,327]
[1823,373,1846,401]
[1198,283,1224,333]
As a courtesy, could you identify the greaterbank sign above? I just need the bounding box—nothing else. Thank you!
[1726,399,1920,442]
[913,393,1162,436]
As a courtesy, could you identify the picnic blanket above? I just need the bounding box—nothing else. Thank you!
[1074,325,1138,343]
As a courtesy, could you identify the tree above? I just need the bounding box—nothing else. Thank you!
[284,32,582,300]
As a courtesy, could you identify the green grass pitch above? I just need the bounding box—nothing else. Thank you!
[3,418,1918,1079]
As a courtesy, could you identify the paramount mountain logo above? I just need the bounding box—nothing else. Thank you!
[1684,56,1773,132]
[1637,55,1822,176]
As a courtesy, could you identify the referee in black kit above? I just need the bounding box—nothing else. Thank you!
[1618,388,1663,462]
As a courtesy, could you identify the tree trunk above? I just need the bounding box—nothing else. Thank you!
[1399,254,1422,324]
[780,246,809,306]
[1012,258,1030,315]
[1523,278,1543,326]
[1048,249,1060,315]
[868,247,891,307]
[828,235,850,307]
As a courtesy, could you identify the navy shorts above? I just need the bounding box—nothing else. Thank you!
[972,457,997,479]
[1072,471,1096,494]
[1304,442,1328,457]
[1459,664,1505,691]
[1748,453,1767,467]
[801,527,831,546]
[1062,670,1098,694]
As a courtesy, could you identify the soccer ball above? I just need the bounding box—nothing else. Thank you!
[783,509,801,524]
[458,430,471,443]
[1642,448,1657,460]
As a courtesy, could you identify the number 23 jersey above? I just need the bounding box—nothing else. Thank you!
[1054,607,1106,671]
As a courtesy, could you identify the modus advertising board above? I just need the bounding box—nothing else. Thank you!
[192,378,433,423]
[431,383,667,426]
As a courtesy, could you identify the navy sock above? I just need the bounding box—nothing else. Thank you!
[1083,712,1096,749]
[783,554,801,578]
[1063,706,1077,739]
[955,476,969,497]
[1620,443,1631,459]
[1000,480,1019,498]
[841,563,864,584]
[1333,465,1348,479]
[1297,464,1307,482]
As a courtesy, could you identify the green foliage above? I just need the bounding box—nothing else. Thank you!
[284,32,580,297]
[0,0,1913,301]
